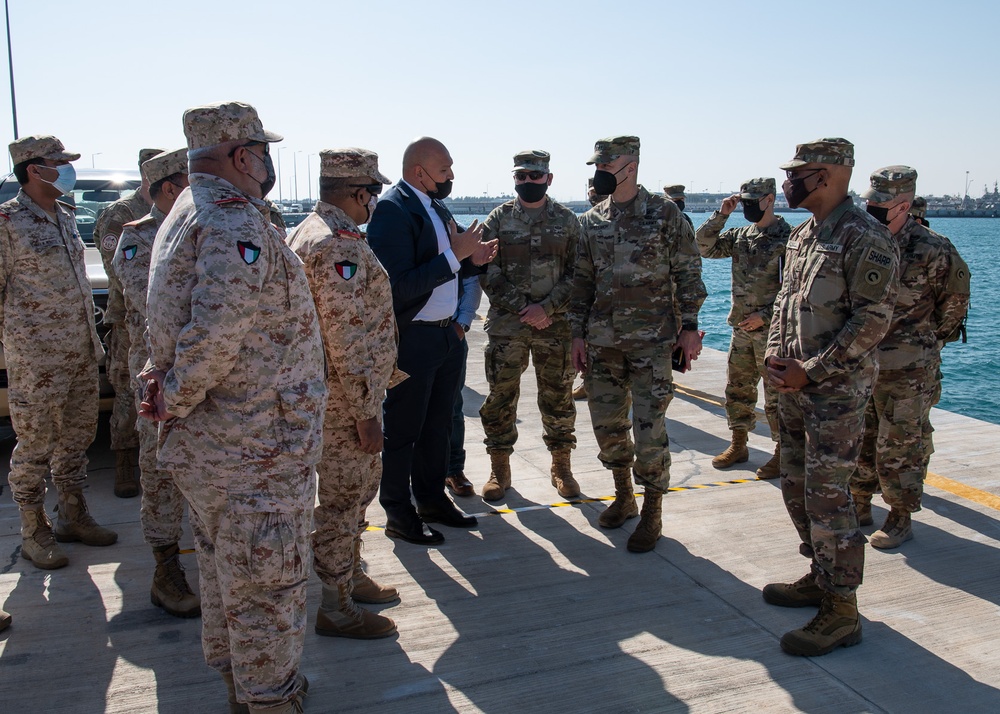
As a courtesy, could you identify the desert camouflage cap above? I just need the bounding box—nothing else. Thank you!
[779,137,855,170]
[860,165,918,203]
[182,100,282,151]
[9,135,81,165]
[319,148,391,183]
[663,184,686,199]
[512,150,550,173]
[739,177,776,199]
[138,147,165,166]
[587,135,640,165]
[142,148,189,185]
[909,195,928,218]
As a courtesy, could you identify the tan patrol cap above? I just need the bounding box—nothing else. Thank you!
[142,148,189,185]
[663,184,686,199]
[138,147,165,166]
[587,135,640,165]
[319,148,391,183]
[9,135,81,165]
[512,150,550,173]
[860,165,918,203]
[183,100,282,151]
[779,137,855,170]
[739,177,776,199]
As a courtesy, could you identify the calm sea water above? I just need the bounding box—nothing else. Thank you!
[462,210,998,425]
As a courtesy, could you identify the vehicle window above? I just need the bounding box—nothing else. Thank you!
[72,187,138,245]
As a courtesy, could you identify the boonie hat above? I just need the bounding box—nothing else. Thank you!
[142,148,189,185]
[860,165,918,203]
[512,150,550,173]
[9,135,81,165]
[663,185,686,199]
[779,137,855,170]
[739,177,776,199]
[319,148,391,184]
[183,100,282,151]
[587,135,640,165]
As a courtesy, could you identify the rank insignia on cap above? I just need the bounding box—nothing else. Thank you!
[237,240,261,265]
[335,260,357,280]
[122,245,137,261]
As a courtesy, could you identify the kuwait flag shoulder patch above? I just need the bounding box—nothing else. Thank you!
[237,240,261,265]
[335,261,357,280]
[122,245,138,261]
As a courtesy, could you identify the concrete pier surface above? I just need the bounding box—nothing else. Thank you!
[2,322,998,713]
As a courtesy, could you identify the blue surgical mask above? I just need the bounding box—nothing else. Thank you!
[42,164,77,195]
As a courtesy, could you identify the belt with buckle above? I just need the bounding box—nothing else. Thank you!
[411,318,452,328]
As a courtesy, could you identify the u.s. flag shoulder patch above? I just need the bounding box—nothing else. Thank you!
[237,240,261,265]
[335,260,357,280]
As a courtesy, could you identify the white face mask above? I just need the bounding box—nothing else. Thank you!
[41,163,77,195]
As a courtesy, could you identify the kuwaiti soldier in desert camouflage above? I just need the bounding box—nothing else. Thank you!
[663,184,694,229]
[696,177,790,478]
[94,146,162,498]
[141,101,323,714]
[0,135,118,570]
[763,138,899,657]
[287,148,403,641]
[569,136,706,553]
[479,150,580,501]
[112,148,200,619]
[851,166,971,549]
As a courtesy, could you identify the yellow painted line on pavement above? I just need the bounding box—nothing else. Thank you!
[926,472,1000,512]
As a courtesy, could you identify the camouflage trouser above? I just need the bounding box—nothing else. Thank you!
[924,361,943,461]
[7,354,98,506]
[312,404,380,588]
[480,333,576,454]
[726,327,779,439]
[174,466,313,708]
[584,344,673,492]
[133,386,185,547]
[778,386,869,596]
[106,323,139,450]
[851,365,935,512]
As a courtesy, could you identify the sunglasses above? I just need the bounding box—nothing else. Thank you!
[349,183,383,195]
[514,171,547,181]
[228,141,270,157]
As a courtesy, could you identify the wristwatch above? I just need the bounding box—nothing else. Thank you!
[459,322,471,332]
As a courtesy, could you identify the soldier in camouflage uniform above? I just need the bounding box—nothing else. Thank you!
[851,167,971,549]
[909,195,930,227]
[94,146,162,498]
[1,135,118,570]
[569,136,706,553]
[112,148,200,619]
[573,179,606,401]
[696,178,790,478]
[763,138,899,657]
[287,148,403,641]
[480,150,580,501]
[142,101,322,714]
[663,184,693,229]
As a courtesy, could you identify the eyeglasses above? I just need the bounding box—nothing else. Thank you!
[785,168,821,180]
[228,141,270,158]
[514,171,547,182]
[349,183,383,195]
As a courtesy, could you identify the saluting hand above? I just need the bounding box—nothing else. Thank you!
[719,193,741,216]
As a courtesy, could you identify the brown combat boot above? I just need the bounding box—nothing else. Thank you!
[54,489,118,546]
[482,451,512,502]
[113,447,140,498]
[870,508,912,549]
[151,543,201,618]
[626,489,663,553]
[853,492,874,527]
[712,428,749,469]
[20,506,68,569]
[780,591,862,656]
[598,467,638,529]
[245,674,309,714]
[315,584,397,639]
[572,383,587,400]
[550,449,580,499]
[756,442,780,479]
[350,535,399,604]
[0,607,10,632]
[222,671,249,714]
[762,571,825,607]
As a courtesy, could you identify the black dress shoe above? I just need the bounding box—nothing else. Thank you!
[445,472,475,497]
[417,500,478,528]
[385,516,445,545]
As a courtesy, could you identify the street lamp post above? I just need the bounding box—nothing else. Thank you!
[307,153,316,202]
[294,150,301,201]
[91,152,102,168]
[4,0,17,140]
[277,146,285,203]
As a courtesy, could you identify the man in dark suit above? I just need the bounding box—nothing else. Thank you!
[368,137,497,544]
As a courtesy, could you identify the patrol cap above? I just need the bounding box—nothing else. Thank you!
[138,147,165,166]
[142,148,189,185]
[512,150,550,173]
[779,137,855,170]
[910,195,928,218]
[739,177,776,199]
[663,184,686,199]
[9,135,81,165]
[587,135,640,165]
[860,165,918,203]
[319,148,391,184]
[182,100,282,151]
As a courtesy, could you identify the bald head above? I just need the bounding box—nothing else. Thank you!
[402,136,455,195]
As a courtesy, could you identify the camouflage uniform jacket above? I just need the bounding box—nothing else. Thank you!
[287,201,403,422]
[696,211,790,327]
[94,190,151,325]
[877,216,970,370]
[112,205,165,376]
[482,196,580,338]
[147,173,327,482]
[569,186,706,350]
[0,189,104,365]
[766,198,899,392]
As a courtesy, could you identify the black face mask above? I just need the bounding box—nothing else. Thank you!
[866,204,892,226]
[782,170,821,209]
[425,176,452,200]
[515,181,548,203]
[592,164,629,195]
[674,199,686,213]
[742,198,766,223]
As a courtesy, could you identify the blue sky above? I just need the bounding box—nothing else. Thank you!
[4,0,997,201]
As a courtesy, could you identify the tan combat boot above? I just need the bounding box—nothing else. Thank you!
[712,428,749,469]
[245,674,308,714]
[780,591,862,656]
[113,447,140,498]
[315,584,397,639]
[222,671,249,714]
[54,489,118,546]
[572,383,587,400]
[853,492,874,527]
[626,489,663,553]
[20,506,68,569]
[482,451,512,502]
[550,449,580,499]
[756,442,780,480]
[762,571,825,607]
[0,606,11,632]
[350,535,399,604]
[598,467,638,529]
[870,508,912,549]
[151,543,201,618]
